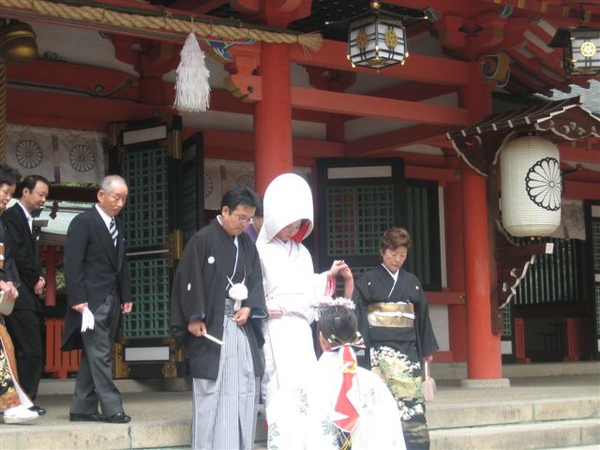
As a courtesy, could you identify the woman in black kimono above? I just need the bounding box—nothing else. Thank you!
[352,227,438,450]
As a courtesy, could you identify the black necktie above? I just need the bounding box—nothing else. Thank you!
[110,218,118,247]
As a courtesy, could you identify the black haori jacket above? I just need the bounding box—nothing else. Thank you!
[170,220,267,380]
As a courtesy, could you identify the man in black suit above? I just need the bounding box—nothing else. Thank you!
[4,174,50,416]
[61,175,133,424]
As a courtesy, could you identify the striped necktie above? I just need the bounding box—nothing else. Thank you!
[110,218,118,247]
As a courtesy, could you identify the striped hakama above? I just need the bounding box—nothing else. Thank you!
[192,302,259,450]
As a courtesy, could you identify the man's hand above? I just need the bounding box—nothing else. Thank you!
[188,318,207,337]
[34,276,45,296]
[72,302,88,314]
[233,306,251,326]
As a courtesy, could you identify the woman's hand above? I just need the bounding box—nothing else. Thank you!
[267,303,283,318]
[328,260,349,277]
[0,280,19,303]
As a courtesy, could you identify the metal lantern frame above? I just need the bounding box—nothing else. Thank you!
[550,27,600,75]
[347,7,408,70]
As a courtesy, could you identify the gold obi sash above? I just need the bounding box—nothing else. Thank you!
[367,302,415,328]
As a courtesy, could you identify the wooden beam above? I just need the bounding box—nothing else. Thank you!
[171,0,228,14]
[7,59,140,102]
[288,40,470,86]
[484,0,600,27]
[370,82,457,102]
[227,74,469,127]
[293,88,469,127]
[564,180,600,200]
[345,125,451,157]
[508,65,553,97]
[7,89,177,131]
[560,147,600,165]
[405,165,460,183]
[506,49,572,93]
[200,129,345,159]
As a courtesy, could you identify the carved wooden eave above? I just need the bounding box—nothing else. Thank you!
[446,96,600,176]
[496,242,554,310]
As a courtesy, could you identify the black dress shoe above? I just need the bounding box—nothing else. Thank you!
[70,412,105,422]
[29,405,46,415]
[106,412,131,424]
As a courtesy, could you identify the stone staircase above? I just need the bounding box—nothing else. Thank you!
[428,389,599,449]
[427,362,600,449]
[1,362,598,449]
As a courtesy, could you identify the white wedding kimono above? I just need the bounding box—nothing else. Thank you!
[266,350,406,450]
[257,173,329,410]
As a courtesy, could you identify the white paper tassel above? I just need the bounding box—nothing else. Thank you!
[174,32,211,112]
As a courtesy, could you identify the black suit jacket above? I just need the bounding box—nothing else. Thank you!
[61,206,132,350]
[3,204,42,312]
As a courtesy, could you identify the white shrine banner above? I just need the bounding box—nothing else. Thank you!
[6,124,106,184]
[203,158,311,210]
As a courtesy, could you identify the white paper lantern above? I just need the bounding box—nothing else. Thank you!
[500,136,562,237]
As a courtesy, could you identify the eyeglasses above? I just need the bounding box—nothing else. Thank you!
[231,213,254,224]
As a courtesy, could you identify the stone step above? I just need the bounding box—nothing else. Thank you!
[3,374,598,449]
[428,397,600,429]
[432,361,600,381]
[430,418,600,450]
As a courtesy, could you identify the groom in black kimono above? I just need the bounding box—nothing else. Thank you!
[170,185,267,450]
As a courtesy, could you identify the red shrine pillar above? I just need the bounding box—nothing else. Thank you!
[254,43,293,194]
[462,166,503,380]
[459,63,505,383]
[230,0,312,195]
[443,163,467,362]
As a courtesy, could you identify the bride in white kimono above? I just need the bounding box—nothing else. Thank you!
[257,173,352,411]
[266,305,406,450]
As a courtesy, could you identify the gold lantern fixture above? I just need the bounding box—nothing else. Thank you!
[347,1,409,70]
[549,27,600,75]
[0,19,38,64]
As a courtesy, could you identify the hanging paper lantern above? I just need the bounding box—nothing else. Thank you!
[500,136,562,237]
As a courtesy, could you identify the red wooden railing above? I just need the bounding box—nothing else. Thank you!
[45,318,81,378]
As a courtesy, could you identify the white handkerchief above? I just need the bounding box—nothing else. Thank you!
[81,307,95,332]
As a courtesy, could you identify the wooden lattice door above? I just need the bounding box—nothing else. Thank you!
[108,117,203,378]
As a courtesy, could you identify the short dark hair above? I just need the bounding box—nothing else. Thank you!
[254,198,263,218]
[317,305,358,345]
[221,185,260,212]
[17,174,50,197]
[380,227,412,253]
[0,164,21,187]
